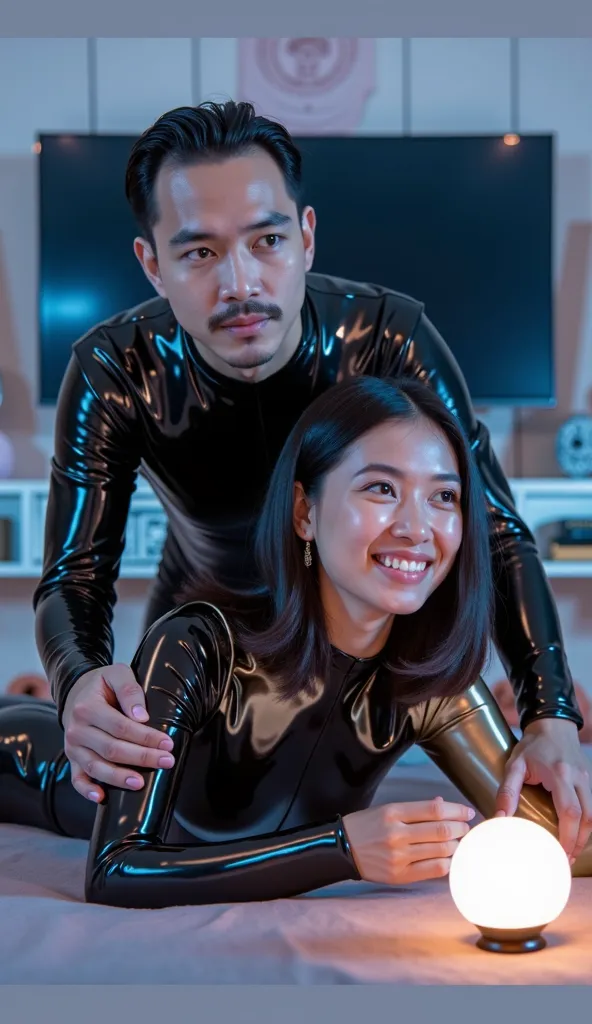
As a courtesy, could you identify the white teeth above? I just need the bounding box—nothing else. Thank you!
[376,555,429,572]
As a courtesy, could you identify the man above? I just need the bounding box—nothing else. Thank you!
[34,100,592,862]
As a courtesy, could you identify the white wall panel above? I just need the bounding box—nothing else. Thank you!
[410,38,512,134]
[198,38,238,103]
[519,39,592,156]
[96,38,193,133]
[0,38,89,155]
[357,39,404,134]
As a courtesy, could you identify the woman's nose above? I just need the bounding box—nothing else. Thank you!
[388,501,431,543]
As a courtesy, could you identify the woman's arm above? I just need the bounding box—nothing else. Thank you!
[413,678,592,877]
[85,603,359,909]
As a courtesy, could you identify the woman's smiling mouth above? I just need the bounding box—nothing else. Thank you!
[371,552,434,583]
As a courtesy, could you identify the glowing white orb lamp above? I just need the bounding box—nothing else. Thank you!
[449,816,572,953]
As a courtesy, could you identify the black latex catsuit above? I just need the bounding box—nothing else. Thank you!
[1,601,590,910]
[1,271,583,908]
[32,272,582,733]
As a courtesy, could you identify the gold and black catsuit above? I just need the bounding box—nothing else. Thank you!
[0,602,589,909]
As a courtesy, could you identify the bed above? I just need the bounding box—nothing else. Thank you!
[1,750,591,985]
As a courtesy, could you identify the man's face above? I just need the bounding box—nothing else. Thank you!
[134,148,316,381]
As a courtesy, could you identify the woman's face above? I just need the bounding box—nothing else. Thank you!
[297,416,464,625]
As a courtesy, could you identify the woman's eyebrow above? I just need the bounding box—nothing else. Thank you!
[352,463,461,485]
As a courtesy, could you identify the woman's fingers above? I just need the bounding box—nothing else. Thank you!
[404,819,471,845]
[406,839,460,862]
[388,797,475,825]
[404,858,452,882]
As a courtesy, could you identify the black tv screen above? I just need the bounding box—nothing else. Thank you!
[38,132,554,406]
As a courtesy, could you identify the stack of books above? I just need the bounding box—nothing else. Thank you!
[0,518,12,562]
[549,519,592,561]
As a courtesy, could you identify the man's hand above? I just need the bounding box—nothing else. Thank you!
[62,664,175,803]
[495,718,592,861]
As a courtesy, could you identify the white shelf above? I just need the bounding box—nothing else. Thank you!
[0,478,163,581]
[509,477,592,580]
[0,476,590,580]
[542,561,592,578]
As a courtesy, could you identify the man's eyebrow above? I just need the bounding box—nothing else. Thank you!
[168,211,293,247]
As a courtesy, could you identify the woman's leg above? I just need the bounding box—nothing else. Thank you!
[0,696,96,840]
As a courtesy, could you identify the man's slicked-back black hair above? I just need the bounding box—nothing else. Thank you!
[125,100,304,245]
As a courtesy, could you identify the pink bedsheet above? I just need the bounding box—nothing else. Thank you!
[0,756,590,985]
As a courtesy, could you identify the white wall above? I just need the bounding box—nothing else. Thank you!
[0,37,591,694]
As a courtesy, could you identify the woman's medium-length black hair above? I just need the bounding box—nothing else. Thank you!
[183,376,494,704]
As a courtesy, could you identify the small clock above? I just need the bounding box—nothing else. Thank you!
[556,414,592,478]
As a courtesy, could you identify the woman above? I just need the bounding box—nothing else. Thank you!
[0,376,590,908]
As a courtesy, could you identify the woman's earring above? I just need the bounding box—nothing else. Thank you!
[304,541,312,568]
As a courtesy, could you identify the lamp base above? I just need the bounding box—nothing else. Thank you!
[475,925,547,954]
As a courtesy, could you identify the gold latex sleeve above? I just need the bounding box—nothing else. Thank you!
[410,678,592,877]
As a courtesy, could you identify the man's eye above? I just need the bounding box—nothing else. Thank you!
[185,248,212,261]
[256,234,283,248]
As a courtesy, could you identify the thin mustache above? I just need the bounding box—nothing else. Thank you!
[209,301,283,331]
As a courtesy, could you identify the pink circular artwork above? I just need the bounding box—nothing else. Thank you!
[239,37,376,135]
[254,38,358,97]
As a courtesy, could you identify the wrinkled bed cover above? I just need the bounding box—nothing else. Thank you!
[1,753,591,985]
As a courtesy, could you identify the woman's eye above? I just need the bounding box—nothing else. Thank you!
[436,489,458,504]
[367,482,395,497]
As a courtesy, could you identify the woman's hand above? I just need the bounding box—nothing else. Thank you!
[342,796,475,885]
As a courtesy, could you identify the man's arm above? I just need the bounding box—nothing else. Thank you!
[385,309,583,731]
[414,678,592,867]
[33,345,141,721]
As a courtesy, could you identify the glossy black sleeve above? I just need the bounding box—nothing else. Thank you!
[85,604,359,909]
[32,347,141,722]
[384,309,583,732]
